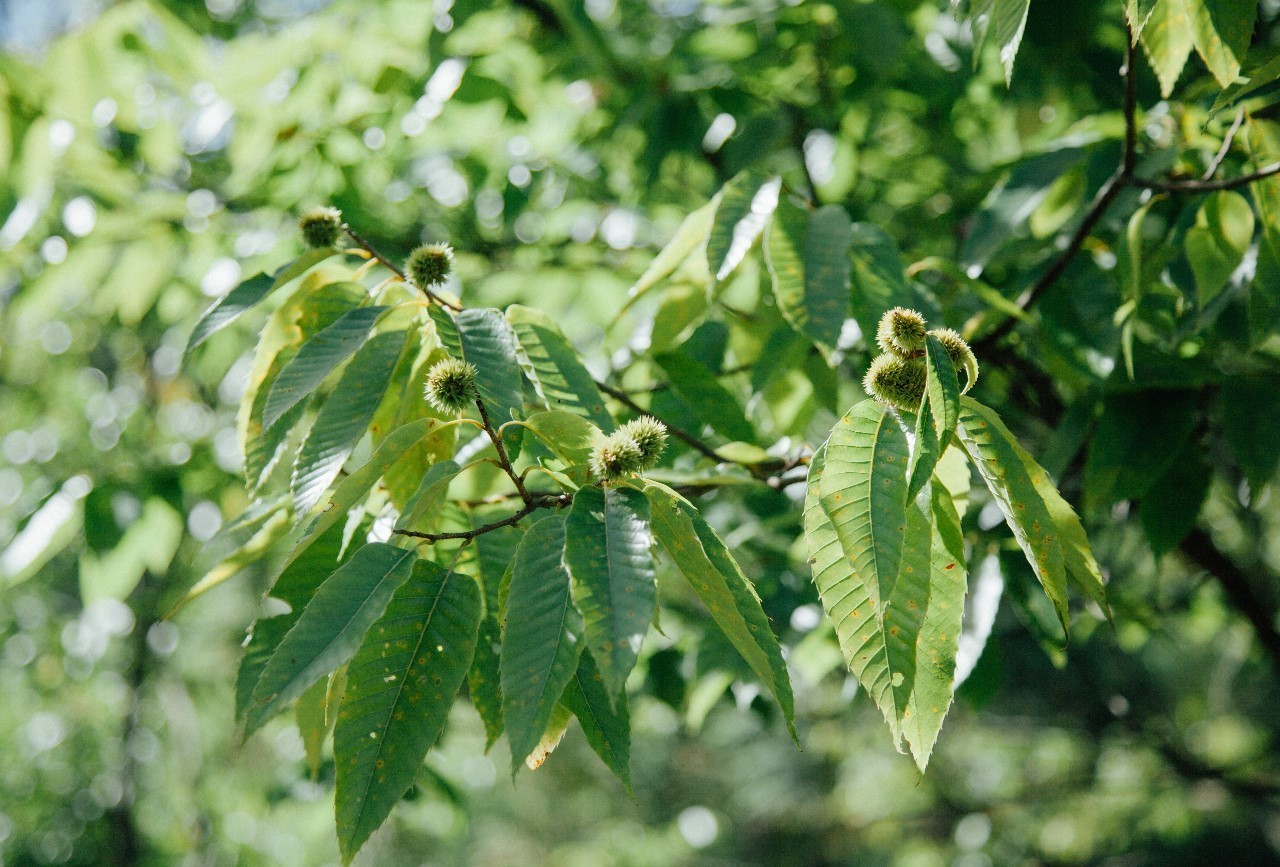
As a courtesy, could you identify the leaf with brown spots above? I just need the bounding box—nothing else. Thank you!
[333,560,480,865]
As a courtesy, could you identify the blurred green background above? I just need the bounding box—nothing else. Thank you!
[2,1,1279,864]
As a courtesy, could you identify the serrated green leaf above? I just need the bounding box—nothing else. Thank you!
[617,198,716,319]
[1190,0,1258,88]
[291,331,407,515]
[1141,0,1196,97]
[520,410,605,467]
[561,652,632,794]
[435,307,524,422]
[286,418,462,570]
[394,460,461,534]
[654,348,756,444]
[640,480,795,738]
[563,486,655,704]
[235,521,352,725]
[907,336,962,501]
[955,398,1070,631]
[507,305,613,429]
[1185,190,1254,305]
[707,171,781,282]
[804,446,967,770]
[468,521,524,750]
[334,561,480,865]
[818,400,910,618]
[185,247,338,357]
[991,0,1031,84]
[263,305,388,432]
[848,223,923,338]
[297,671,338,779]
[500,515,583,772]
[240,279,365,491]
[1128,0,1160,40]
[244,543,418,735]
[764,198,851,356]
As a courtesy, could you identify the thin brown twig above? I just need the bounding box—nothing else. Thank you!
[475,398,533,505]
[342,225,463,311]
[395,493,570,543]
[1203,109,1245,181]
[1129,161,1280,193]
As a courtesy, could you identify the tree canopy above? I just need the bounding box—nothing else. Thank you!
[2,1,1280,864]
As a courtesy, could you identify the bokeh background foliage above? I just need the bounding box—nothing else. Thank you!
[2,0,1280,864]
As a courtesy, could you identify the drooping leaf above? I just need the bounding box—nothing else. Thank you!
[500,515,583,772]
[1127,0,1160,41]
[185,247,337,357]
[560,652,632,794]
[263,305,388,432]
[297,669,342,779]
[244,543,418,735]
[1141,0,1196,97]
[764,198,852,356]
[618,198,716,318]
[654,348,756,444]
[235,521,352,725]
[291,331,407,515]
[507,304,613,429]
[817,400,910,618]
[707,170,781,281]
[563,486,655,704]
[990,0,1031,85]
[334,561,480,864]
[239,279,365,491]
[468,522,525,750]
[955,398,1071,631]
[1189,0,1258,88]
[640,481,795,738]
[805,445,967,769]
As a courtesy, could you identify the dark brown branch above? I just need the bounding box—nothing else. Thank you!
[342,225,463,311]
[1179,528,1280,673]
[1129,161,1280,193]
[395,493,569,543]
[476,398,533,505]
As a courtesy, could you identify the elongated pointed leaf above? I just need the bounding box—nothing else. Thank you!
[619,198,716,317]
[563,486,655,704]
[954,398,1070,631]
[1141,0,1196,97]
[1189,0,1258,88]
[561,652,632,794]
[444,307,524,421]
[263,305,388,431]
[500,515,583,771]
[804,447,967,770]
[654,349,756,444]
[334,562,480,864]
[468,522,524,750]
[908,336,962,500]
[818,400,910,618]
[991,0,1031,84]
[640,481,795,738]
[508,305,613,429]
[185,247,337,356]
[297,669,343,779]
[707,171,781,282]
[291,331,406,515]
[764,199,852,355]
[394,460,461,533]
[286,418,461,570]
[521,411,605,467]
[244,543,418,735]
[240,279,365,491]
